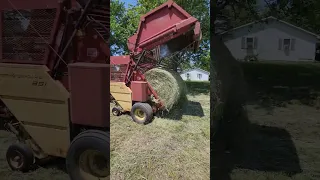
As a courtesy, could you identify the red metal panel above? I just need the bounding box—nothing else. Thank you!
[0,0,59,10]
[127,0,201,53]
[76,24,109,64]
[110,55,131,64]
[68,62,110,128]
[110,56,131,82]
[131,81,148,102]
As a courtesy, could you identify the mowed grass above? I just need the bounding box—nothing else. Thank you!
[221,61,320,180]
[110,81,210,180]
[231,104,320,180]
[0,131,69,180]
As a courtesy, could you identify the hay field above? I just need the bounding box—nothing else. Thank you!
[110,81,210,180]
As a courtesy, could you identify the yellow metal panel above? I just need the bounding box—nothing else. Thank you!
[110,82,131,93]
[0,63,69,101]
[23,125,69,158]
[110,82,132,111]
[1,99,69,128]
[0,63,70,154]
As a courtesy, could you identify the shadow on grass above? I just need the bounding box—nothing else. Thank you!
[236,124,302,175]
[35,157,67,173]
[162,100,205,120]
[160,81,208,120]
[211,107,302,180]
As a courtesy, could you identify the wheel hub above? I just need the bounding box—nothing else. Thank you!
[79,150,109,178]
[9,150,24,169]
[134,109,145,121]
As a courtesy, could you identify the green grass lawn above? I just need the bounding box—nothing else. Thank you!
[230,104,320,180]
[241,61,320,107]
[110,81,210,180]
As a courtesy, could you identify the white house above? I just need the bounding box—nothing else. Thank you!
[221,16,320,62]
[180,68,209,81]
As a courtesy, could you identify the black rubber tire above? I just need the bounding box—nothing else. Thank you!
[112,107,121,116]
[6,143,34,172]
[130,103,154,124]
[66,130,110,180]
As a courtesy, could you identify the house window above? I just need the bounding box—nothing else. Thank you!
[241,37,258,49]
[197,73,202,79]
[283,39,291,51]
[246,37,254,49]
[279,38,295,51]
[186,73,190,80]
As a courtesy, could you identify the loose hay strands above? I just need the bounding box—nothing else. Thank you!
[144,68,187,111]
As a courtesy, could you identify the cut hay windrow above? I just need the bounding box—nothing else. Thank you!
[144,68,187,111]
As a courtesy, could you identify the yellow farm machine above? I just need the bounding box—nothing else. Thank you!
[0,0,110,179]
[110,0,202,124]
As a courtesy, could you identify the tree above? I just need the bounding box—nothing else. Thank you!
[211,1,258,179]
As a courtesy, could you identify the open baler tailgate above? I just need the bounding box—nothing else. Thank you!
[127,0,201,57]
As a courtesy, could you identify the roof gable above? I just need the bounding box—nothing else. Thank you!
[220,16,320,39]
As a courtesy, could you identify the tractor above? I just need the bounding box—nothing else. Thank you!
[110,0,202,124]
[0,0,110,179]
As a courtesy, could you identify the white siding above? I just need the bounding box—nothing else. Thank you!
[223,19,319,61]
[180,69,209,81]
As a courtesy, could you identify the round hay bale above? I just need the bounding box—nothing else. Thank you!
[144,68,187,111]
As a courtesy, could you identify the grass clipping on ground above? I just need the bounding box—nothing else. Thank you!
[145,68,187,112]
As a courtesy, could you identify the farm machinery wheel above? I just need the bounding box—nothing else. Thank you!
[112,107,121,116]
[66,130,110,180]
[130,103,153,124]
[6,143,34,172]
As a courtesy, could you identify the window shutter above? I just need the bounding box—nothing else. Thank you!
[241,37,245,49]
[291,39,296,50]
[254,37,258,49]
[278,38,283,50]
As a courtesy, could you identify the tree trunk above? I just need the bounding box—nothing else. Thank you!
[210,2,248,179]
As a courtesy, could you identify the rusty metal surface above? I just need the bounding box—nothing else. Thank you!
[68,63,110,128]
